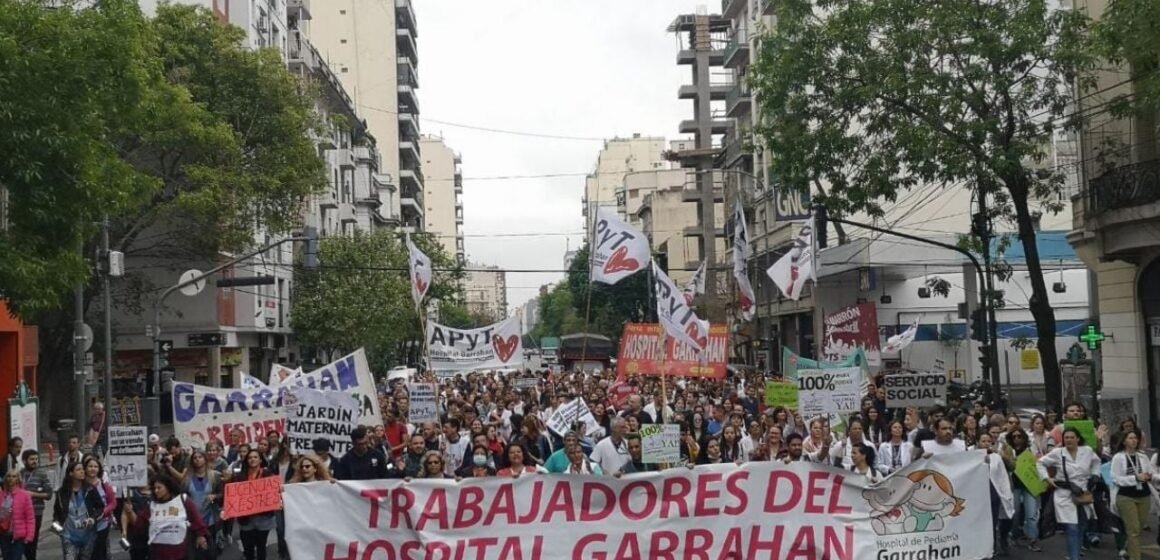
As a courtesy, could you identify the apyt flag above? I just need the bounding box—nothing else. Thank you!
[733,199,756,321]
[406,234,433,307]
[590,207,651,285]
[766,215,816,300]
[682,261,706,306]
[883,317,921,353]
[240,373,268,389]
[652,260,710,352]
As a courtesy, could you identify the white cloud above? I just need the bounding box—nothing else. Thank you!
[414,0,711,310]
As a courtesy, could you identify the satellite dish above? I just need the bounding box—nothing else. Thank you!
[178,269,206,297]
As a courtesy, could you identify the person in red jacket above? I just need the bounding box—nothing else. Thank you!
[126,475,209,560]
[0,470,36,559]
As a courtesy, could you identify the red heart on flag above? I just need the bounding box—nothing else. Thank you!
[602,246,640,275]
[740,293,753,312]
[492,335,519,363]
[414,274,428,296]
[684,322,708,349]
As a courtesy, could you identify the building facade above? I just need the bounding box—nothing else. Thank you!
[304,0,424,230]
[582,135,669,234]
[419,135,465,263]
[463,264,508,325]
[1068,0,1160,436]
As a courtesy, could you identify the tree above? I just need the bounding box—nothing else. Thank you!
[291,231,463,371]
[750,0,1097,411]
[1095,0,1160,133]
[561,244,649,344]
[530,282,583,341]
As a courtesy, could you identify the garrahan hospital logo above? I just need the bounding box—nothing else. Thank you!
[863,470,966,536]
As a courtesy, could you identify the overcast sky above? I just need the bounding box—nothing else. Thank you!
[414,0,713,312]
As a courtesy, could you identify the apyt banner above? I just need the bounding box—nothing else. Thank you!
[426,315,523,374]
[172,349,380,448]
[285,454,992,560]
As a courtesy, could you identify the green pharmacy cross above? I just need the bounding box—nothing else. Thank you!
[1079,325,1107,351]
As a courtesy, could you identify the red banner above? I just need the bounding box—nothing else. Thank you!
[223,476,283,519]
[616,323,729,379]
[822,303,882,366]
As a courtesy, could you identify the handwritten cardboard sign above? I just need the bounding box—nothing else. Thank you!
[222,476,283,519]
[106,426,148,487]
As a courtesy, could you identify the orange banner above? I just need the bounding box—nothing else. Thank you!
[222,476,283,519]
[616,323,729,379]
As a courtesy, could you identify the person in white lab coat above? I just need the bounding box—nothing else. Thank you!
[1037,427,1101,560]
[877,420,913,476]
[1109,428,1155,560]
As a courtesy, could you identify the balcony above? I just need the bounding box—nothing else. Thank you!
[372,172,395,192]
[454,174,463,194]
[318,191,338,210]
[399,140,421,167]
[722,0,744,18]
[400,168,424,193]
[288,0,311,22]
[356,192,382,208]
[681,187,726,203]
[395,0,416,36]
[397,84,419,115]
[678,83,730,101]
[398,110,420,140]
[679,119,731,135]
[677,49,725,66]
[1089,159,1160,215]
[396,28,417,63]
[726,82,751,118]
[397,56,418,89]
[724,33,750,69]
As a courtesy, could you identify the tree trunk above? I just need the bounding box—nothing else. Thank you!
[1006,174,1063,413]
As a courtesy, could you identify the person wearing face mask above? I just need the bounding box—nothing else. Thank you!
[465,446,496,478]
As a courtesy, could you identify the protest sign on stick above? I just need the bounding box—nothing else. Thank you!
[105,426,148,487]
[883,373,948,408]
[407,383,438,425]
[639,423,680,464]
[764,380,798,409]
[285,387,360,457]
[222,477,283,520]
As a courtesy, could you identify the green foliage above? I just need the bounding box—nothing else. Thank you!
[1095,0,1160,124]
[750,0,1098,409]
[291,232,463,370]
[530,282,583,341]
[562,244,649,343]
[438,303,478,329]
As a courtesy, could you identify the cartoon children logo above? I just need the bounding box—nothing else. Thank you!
[862,470,966,536]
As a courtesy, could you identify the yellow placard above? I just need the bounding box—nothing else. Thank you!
[1021,349,1041,370]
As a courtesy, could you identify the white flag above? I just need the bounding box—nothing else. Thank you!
[766,215,816,300]
[733,200,756,321]
[590,207,651,285]
[682,261,706,306]
[240,373,268,389]
[268,364,303,387]
[883,317,920,353]
[652,260,709,352]
[406,234,433,307]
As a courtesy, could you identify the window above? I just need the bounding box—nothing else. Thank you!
[340,39,347,44]
[339,9,346,14]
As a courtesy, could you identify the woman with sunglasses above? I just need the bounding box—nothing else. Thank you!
[1005,428,1042,551]
[287,456,332,483]
[417,451,455,480]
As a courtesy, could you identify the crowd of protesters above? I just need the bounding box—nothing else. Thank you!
[0,367,1154,560]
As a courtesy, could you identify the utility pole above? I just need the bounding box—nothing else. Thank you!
[73,241,88,440]
[974,188,1003,405]
[101,217,115,432]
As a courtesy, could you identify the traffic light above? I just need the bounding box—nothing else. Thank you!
[815,206,829,249]
[978,345,992,371]
[969,308,985,342]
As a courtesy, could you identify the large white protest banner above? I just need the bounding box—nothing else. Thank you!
[284,386,360,457]
[106,426,148,487]
[427,316,523,374]
[406,383,438,425]
[884,372,948,408]
[544,398,602,438]
[173,349,381,448]
[286,454,992,560]
[797,367,862,419]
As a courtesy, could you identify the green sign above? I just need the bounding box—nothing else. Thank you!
[1014,450,1048,496]
[1064,419,1098,449]
[1079,325,1106,351]
[765,380,799,409]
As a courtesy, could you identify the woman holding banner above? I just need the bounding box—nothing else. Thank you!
[235,451,276,560]
[125,474,209,560]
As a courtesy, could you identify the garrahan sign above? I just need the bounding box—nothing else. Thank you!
[285,454,991,560]
[616,323,728,379]
[172,349,380,448]
[426,316,523,375]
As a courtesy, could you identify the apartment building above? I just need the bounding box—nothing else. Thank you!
[1067,0,1160,434]
[581,135,669,235]
[419,135,465,263]
[634,183,727,290]
[463,264,508,324]
[306,0,424,231]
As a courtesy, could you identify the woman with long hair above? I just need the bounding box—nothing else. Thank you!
[466,446,496,478]
[877,420,913,476]
[485,425,506,458]
[81,455,116,560]
[1038,427,1101,560]
[517,417,551,467]
[752,424,785,462]
[1005,428,1042,551]
[287,455,332,484]
[52,461,103,560]
[696,438,725,465]
[832,416,869,469]
[0,470,35,559]
[497,443,541,477]
[234,450,276,560]
[182,451,222,560]
[719,425,744,463]
[957,414,980,448]
[1028,414,1055,458]
[849,443,880,484]
[125,475,209,560]
[864,407,886,446]
[417,451,454,480]
[564,443,601,475]
[1111,428,1155,560]
[266,443,293,560]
